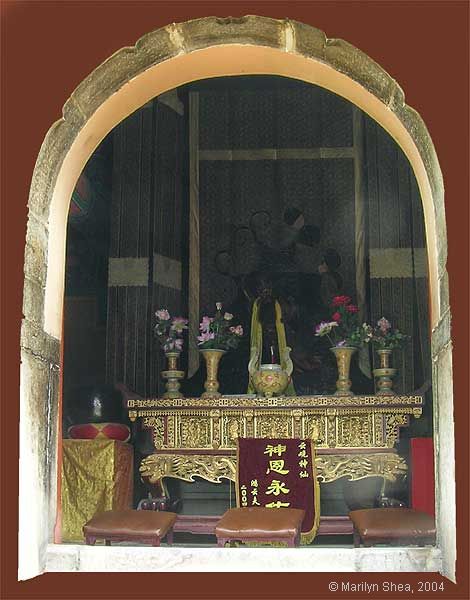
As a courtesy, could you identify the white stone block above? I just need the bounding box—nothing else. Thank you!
[46,545,442,573]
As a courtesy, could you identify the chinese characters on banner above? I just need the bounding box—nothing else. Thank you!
[236,438,320,543]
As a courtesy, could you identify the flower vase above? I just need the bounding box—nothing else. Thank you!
[200,349,226,398]
[330,346,357,396]
[373,348,397,396]
[161,352,185,399]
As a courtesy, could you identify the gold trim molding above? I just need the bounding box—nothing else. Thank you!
[141,453,237,485]
[128,395,423,409]
[140,452,407,485]
[315,453,407,483]
[129,395,422,451]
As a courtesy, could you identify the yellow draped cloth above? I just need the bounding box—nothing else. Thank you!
[61,439,133,542]
[247,299,296,395]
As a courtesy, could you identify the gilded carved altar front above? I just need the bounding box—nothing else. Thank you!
[129,395,422,485]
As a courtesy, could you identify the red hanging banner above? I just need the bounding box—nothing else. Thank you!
[236,438,320,544]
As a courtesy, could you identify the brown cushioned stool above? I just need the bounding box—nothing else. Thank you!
[83,509,177,546]
[349,508,436,547]
[215,507,305,547]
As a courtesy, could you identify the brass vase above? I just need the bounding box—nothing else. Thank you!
[200,349,226,398]
[162,352,185,399]
[330,346,357,396]
[373,348,397,396]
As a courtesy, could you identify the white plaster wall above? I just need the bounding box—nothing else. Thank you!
[434,344,456,579]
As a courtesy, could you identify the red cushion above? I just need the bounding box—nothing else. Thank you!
[215,507,305,539]
[84,510,177,538]
[349,508,435,540]
[68,422,130,442]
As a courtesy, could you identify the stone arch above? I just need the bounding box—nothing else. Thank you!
[21,15,454,579]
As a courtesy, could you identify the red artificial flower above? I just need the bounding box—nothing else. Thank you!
[332,312,341,322]
[346,304,359,313]
[332,295,351,307]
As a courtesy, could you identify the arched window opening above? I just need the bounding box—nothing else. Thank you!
[19,17,454,580]
[61,76,434,545]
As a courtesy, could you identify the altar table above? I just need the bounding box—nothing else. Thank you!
[128,394,422,490]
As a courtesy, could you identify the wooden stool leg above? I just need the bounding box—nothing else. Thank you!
[85,536,96,546]
[217,538,227,547]
[152,537,161,547]
[166,529,174,546]
[353,528,361,548]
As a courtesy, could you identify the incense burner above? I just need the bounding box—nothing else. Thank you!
[250,363,291,397]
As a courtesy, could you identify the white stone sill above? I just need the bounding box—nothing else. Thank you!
[46,544,442,573]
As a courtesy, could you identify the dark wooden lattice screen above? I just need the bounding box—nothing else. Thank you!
[106,95,187,396]
[364,115,432,414]
[197,81,356,314]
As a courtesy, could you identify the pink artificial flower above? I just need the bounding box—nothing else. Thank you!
[171,316,188,331]
[377,317,391,333]
[197,331,215,344]
[346,304,359,313]
[230,325,243,336]
[199,316,213,333]
[156,308,170,321]
[314,321,338,336]
[164,338,181,352]
[332,312,341,322]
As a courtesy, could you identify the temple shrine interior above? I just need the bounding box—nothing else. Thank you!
[61,75,435,547]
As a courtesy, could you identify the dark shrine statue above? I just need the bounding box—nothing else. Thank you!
[183,265,341,397]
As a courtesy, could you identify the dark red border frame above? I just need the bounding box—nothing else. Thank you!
[1,1,468,599]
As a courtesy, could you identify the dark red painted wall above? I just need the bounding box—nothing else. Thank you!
[1,2,468,598]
